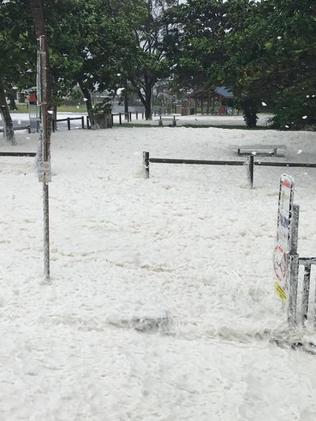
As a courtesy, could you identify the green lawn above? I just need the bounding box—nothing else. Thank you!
[11,104,87,114]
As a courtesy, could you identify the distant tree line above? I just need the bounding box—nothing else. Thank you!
[0,0,315,142]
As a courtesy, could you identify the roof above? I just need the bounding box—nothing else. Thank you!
[214,86,234,98]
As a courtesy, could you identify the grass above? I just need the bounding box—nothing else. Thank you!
[116,122,271,130]
[11,103,87,114]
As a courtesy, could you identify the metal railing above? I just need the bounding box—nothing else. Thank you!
[143,151,316,188]
[299,257,316,326]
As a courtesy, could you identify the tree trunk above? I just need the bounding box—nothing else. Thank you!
[79,83,95,128]
[124,88,129,120]
[130,78,153,120]
[242,97,258,128]
[144,97,152,120]
[206,98,210,115]
[8,93,17,110]
[0,82,15,144]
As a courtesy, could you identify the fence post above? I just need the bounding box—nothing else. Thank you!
[173,115,176,127]
[143,151,149,179]
[67,117,71,130]
[129,111,132,121]
[111,114,114,126]
[159,116,163,127]
[302,264,311,325]
[136,111,138,120]
[119,113,122,125]
[247,154,254,188]
[288,204,300,327]
[314,276,316,328]
[86,116,90,129]
[81,116,85,129]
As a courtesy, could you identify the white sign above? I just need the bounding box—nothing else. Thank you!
[273,174,294,300]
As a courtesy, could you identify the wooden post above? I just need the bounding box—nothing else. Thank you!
[119,113,122,125]
[67,117,71,130]
[143,151,149,178]
[81,116,84,129]
[248,154,254,188]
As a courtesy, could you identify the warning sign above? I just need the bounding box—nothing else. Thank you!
[273,174,294,300]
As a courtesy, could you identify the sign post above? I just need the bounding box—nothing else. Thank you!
[273,174,301,326]
[273,175,295,300]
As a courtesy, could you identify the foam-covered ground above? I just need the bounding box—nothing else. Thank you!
[0,127,316,420]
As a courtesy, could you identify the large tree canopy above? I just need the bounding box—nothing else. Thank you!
[1,0,315,130]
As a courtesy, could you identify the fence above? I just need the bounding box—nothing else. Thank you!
[286,205,316,327]
[52,116,85,132]
[50,111,146,131]
[0,126,31,134]
[299,257,316,326]
[111,111,145,125]
[143,151,316,188]
[0,152,36,157]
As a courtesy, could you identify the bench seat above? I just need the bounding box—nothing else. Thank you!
[237,144,287,157]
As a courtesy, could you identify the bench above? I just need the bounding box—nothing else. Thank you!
[237,144,287,157]
[158,116,177,127]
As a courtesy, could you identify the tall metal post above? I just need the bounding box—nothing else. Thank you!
[302,264,311,325]
[247,154,254,188]
[288,204,300,327]
[37,35,51,281]
[143,151,149,179]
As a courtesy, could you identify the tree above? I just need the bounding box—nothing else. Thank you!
[223,0,316,128]
[0,0,35,143]
[42,0,138,128]
[164,0,229,116]
[126,0,177,120]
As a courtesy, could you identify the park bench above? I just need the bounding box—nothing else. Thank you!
[158,116,177,127]
[236,144,287,157]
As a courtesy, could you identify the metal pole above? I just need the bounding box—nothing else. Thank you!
[288,204,300,327]
[81,116,84,129]
[37,35,51,281]
[143,151,149,179]
[119,113,122,125]
[248,154,254,188]
[67,117,71,130]
[314,273,316,328]
[301,264,311,325]
[43,182,50,279]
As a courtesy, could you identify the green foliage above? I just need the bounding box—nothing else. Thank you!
[0,0,36,90]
